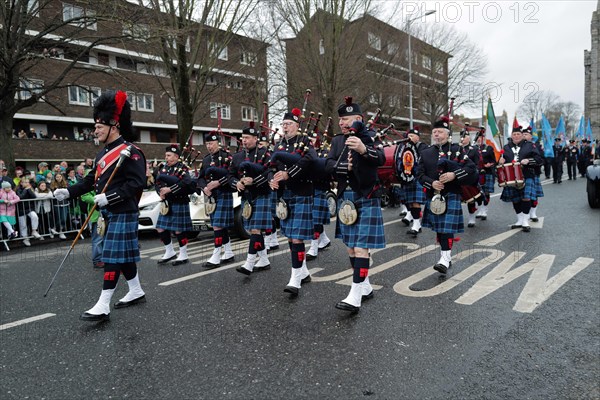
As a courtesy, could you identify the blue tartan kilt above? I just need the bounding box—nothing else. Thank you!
[243,195,272,230]
[500,178,536,202]
[313,189,331,225]
[480,173,496,194]
[269,190,278,218]
[209,191,234,228]
[392,185,405,203]
[156,202,193,232]
[401,180,426,204]
[533,176,544,199]
[280,190,313,240]
[422,192,464,234]
[102,211,140,264]
[335,190,386,249]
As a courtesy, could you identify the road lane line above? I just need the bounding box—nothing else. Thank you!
[0,313,56,331]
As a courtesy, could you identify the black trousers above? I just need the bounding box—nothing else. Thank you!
[552,160,563,182]
[567,161,577,179]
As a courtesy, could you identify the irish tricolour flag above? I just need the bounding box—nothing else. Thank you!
[484,98,502,160]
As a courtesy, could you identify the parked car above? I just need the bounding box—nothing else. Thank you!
[586,159,600,208]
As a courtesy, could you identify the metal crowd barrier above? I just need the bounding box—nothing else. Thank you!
[0,196,90,251]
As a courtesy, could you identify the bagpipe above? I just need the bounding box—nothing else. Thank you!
[269,109,321,169]
[437,155,482,205]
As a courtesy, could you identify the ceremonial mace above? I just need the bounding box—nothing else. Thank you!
[43,146,132,297]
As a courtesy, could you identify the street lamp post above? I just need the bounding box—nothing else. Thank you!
[407,10,436,129]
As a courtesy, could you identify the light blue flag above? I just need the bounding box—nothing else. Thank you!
[555,116,566,146]
[576,116,585,140]
[586,118,593,141]
[529,118,538,142]
[542,114,554,157]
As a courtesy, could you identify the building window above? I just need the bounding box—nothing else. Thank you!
[169,98,177,115]
[319,39,325,55]
[233,81,243,90]
[241,106,257,121]
[413,52,419,65]
[422,100,433,114]
[136,93,154,112]
[171,36,191,52]
[62,3,95,30]
[116,56,135,71]
[240,51,257,66]
[422,55,431,70]
[90,87,101,104]
[68,86,91,106]
[28,0,39,16]
[368,32,381,51]
[368,93,380,104]
[17,78,44,100]
[210,102,231,119]
[209,43,228,60]
[435,61,444,75]
[206,76,217,86]
[388,42,399,56]
[123,24,150,41]
[127,92,136,110]
[97,52,109,66]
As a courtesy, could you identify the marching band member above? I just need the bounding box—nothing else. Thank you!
[459,125,483,228]
[566,139,579,180]
[417,116,477,274]
[397,127,426,237]
[258,131,279,251]
[499,126,543,232]
[54,90,147,321]
[325,97,386,312]
[197,133,235,268]
[475,127,496,220]
[306,131,332,260]
[522,127,544,222]
[269,108,317,297]
[230,123,272,274]
[155,145,195,266]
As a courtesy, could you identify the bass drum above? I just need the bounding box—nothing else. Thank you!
[377,144,399,187]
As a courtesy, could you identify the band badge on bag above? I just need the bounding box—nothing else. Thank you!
[242,200,253,220]
[338,199,358,225]
[205,196,217,215]
[430,192,447,215]
[276,198,289,220]
[96,215,106,237]
[159,200,170,216]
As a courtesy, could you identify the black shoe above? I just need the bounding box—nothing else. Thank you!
[301,275,311,284]
[335,301,359,312]
[480,216,487,221]
[530,217,539,222]
[399,211,407,218]
[433,261,451,274]
[203,261,221,269]
[407,228,421,236]
[511,223,522,229]
[305,253,317,261]
[522,226,531,232]
[475,215,482,219]
[574,177,577,180]
[236,266,252,275]
[254,264,271,271]
[362,290,374,301]
[568,178,572,180]
[172,259,189,266]
[558,180,562,184]
[318,241,331,250]
[221,256,235,264]
[553,181,557,184]
[401,218,412,226]
[284,286,299,297]
[267,245,279,252]
[114,295,146,309]
[79,312,110,322]
[468,223,475,228]
[157,255,177,264]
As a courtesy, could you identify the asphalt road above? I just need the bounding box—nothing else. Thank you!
[1,175,598,400]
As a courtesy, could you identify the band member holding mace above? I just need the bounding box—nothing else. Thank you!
[475,127,496,220]
[325,97,386,312]
[54,90,147,321]
[230,123,272,274]
[197,133,235,268]
[155,144,195,266]
[417,116,477,275]
[269,108,316,297]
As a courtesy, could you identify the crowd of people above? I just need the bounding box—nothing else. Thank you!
[0,157,98,249]
[13,128,98,143]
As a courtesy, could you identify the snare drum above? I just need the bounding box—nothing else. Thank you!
[461,185,482,203]
[497,162,525,189]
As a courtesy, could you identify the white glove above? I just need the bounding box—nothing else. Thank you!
[54,189,70,201]
[94,193,108,207]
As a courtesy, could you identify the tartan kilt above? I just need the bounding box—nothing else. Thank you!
[156,202,193,232]
[533,176,544,199]
[209,191,234,228]
[313,189,331,225]
[269,190,278,218]
[102,211,140,264]
[480,173,496,194]
[391,185,405,203]
[401,180,426,204]
[422,192,464,234]
[243,195,272,230]
[335,190,386,249]
[500,178,536,202]
[280,189,313,240]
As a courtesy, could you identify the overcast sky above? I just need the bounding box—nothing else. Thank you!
[393,0,597,123]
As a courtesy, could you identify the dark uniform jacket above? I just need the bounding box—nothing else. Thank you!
[325,128,386,198]
[313,145,332,191]
[501,140,543,179]
[566,145,578,163]
[155,161,195,204]
[228,145,271,199]
[270,134,317,197]
[197,149,234,195]
[552,144,566,162]
[417,141,477,198]
[478,144,496,174]
[67,136,146,213]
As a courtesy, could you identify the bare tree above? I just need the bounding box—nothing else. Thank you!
[0,0,138,171]
[517,89,560,127]
[547,101,581,135]
[139,0,260,147]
